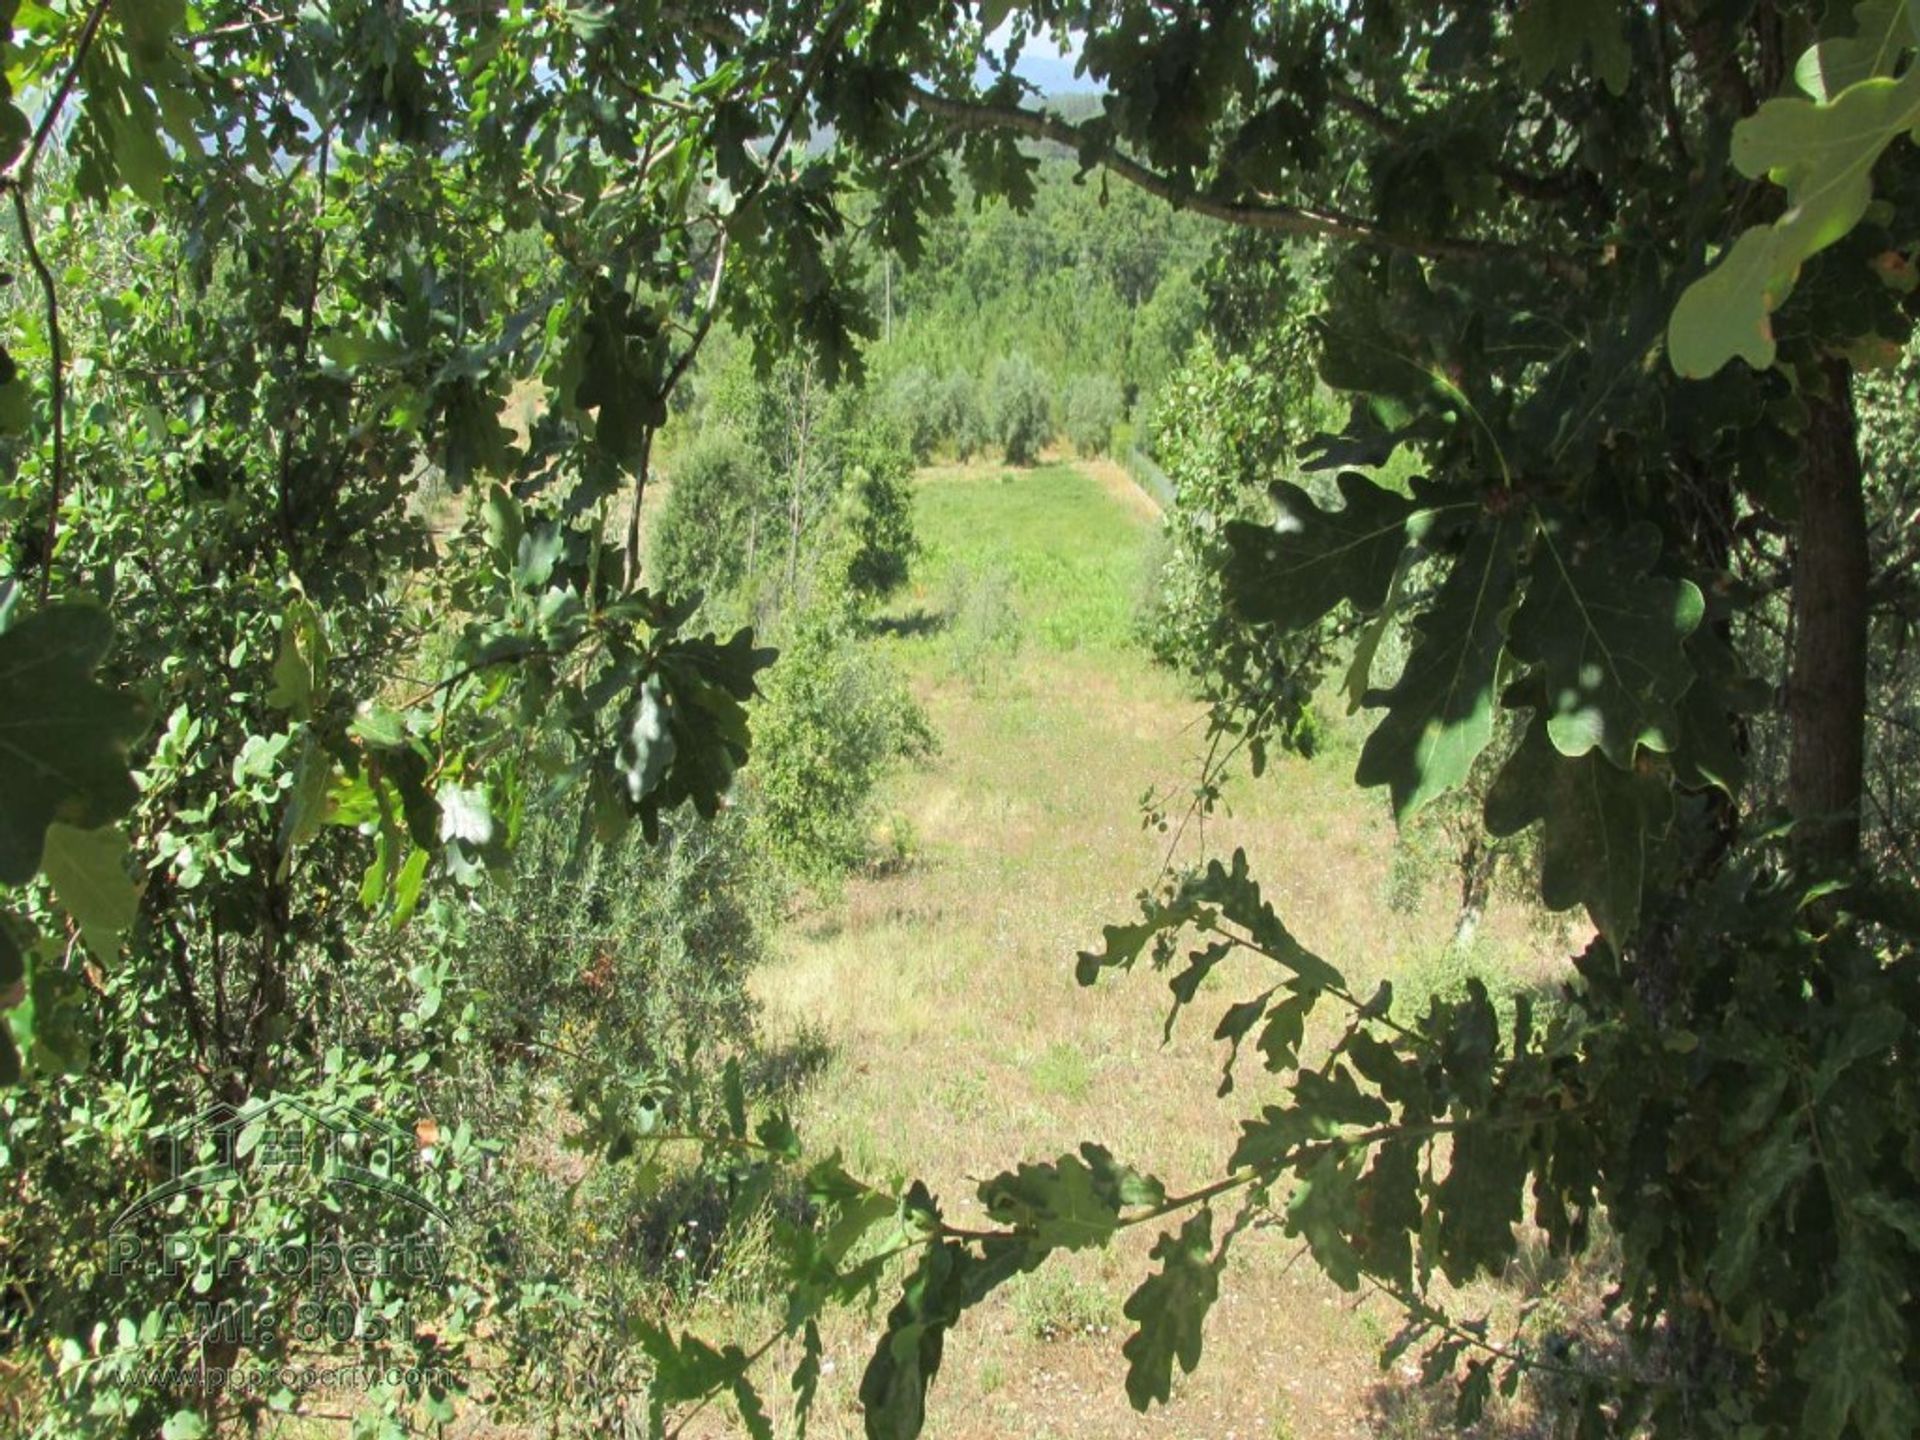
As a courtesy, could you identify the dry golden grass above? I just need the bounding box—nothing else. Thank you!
[736,461,1566,1439]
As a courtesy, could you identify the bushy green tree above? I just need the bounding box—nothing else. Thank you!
[938,369,988,459]
[1059,373,1123,456]
[875,151,1212,402]
[838,417,920,599]
[986,352,1052,465]
[881,364,942,462]
[1128,266,1205,414]
[747,606,934,891]
[1144,317,1334,765]
[689,345,921,611]
[650,428,766,600]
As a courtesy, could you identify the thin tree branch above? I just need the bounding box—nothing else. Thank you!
[903,82,1587,282]
[11,191,64,600]
[16,0,115,186]
[659,225,730,406]
[4,0,117,599]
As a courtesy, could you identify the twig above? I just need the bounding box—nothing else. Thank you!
[4,0,117,599]
[903,82,1588,283]
[17,0,115,185]
[11,192,64,598]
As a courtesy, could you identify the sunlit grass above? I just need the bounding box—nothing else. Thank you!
[897,460,1154,663]
[737,457,1568,1439]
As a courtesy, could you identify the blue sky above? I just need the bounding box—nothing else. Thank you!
[978,22,1099,94]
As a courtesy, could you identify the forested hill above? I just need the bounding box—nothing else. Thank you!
[864,140,1215,413]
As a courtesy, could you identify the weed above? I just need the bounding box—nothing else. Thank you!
[1008,1262,1117,1342]
[1031,1039,1093,1103]
[942,558,1023,687]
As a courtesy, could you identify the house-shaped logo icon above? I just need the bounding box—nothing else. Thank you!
[111,1093,449,1232]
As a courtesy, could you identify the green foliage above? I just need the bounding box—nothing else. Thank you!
[1670,1,1920,376]
[843,7,1920,1440]
[1849,337,1920,877]
[1145,325,1334,766]
[1351,512,1518,822]
[5,2,1920,1437]
[651,429,767,601]
[1121,1210,1220,1408]
[1225,472,1421,635]
[881,365,943,462]
[747,608,934,891]
[467,800,775,1092]
[839,417,921,599]
[1506,520,1706,768]
[691,347,922,613]
[937,371,989,460]
[0,0,876,1431]
[1512,0,1629,96]
[984,353,1053,465]
[0,603,142,884]
[872,151,1211,408]
[940,559,1024,687]
[1059,373,1123,456]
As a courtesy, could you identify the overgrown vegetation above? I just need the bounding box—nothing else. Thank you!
[3,3,1919,1440]
[749,606,936,892]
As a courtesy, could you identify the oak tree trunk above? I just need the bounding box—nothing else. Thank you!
[1786,360,1870,868]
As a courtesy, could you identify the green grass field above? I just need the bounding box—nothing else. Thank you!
[906,460,1155,653]
[733,458,1569,1440]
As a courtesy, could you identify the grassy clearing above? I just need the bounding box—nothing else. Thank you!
[908,459,1155,656]
[740,458,1569,1439]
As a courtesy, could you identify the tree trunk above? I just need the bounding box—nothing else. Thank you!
[787,369,809,594]
[1786,359,1870,869]
[1450,836,1496,955]
[625,428,655,590]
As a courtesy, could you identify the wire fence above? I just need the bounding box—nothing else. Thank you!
[1121,445,1175,510]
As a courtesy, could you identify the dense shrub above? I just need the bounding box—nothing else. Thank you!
[1143,330,1333,756]
[466,800,778,1093]
[938,369,988,459]
[747,609,936,890]
[941,559,1024,687]
[1060,373,1124,456]
[985,353,1052,464]
[882,365,942,462]
[838,418,921,599]
[650,428,766,599]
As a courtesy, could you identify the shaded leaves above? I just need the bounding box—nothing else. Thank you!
[1486,717,1674,945]
[0,604,144,886]
[1120,1210,1220,1410]
[1508,520,1704,767]
[978,1144,1165,1252]
[1355,512,1518,819]
[1223,472,1416,633]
